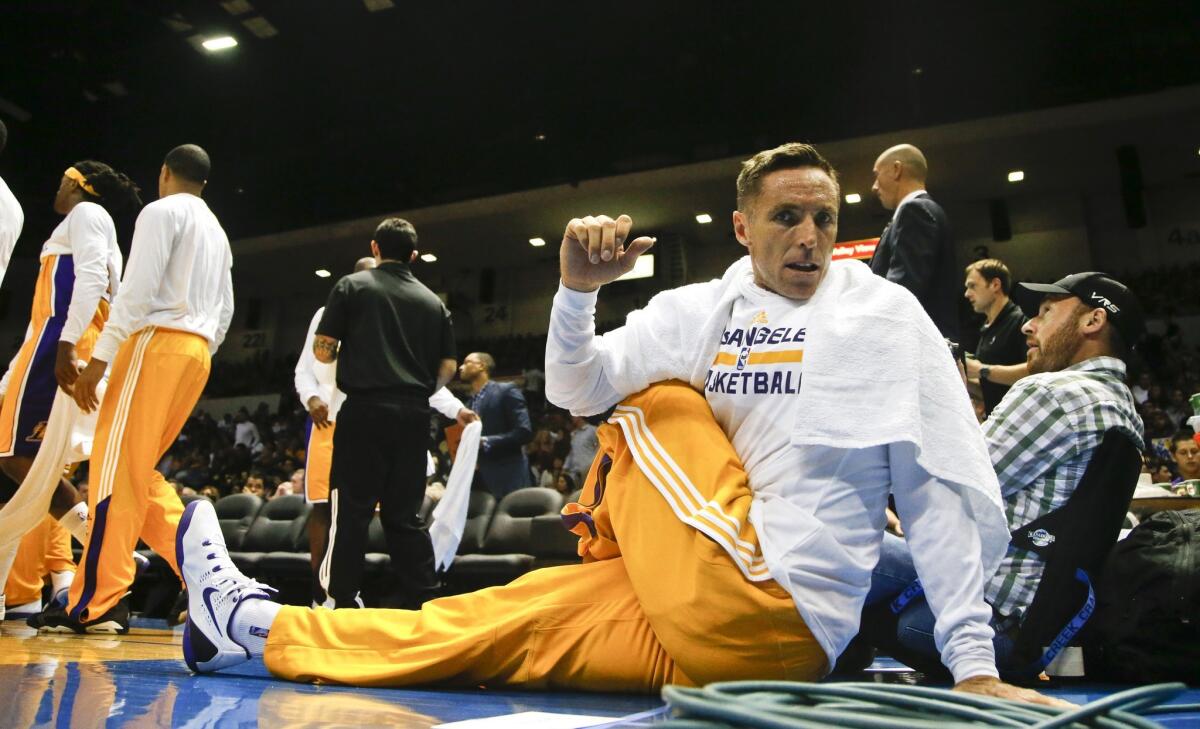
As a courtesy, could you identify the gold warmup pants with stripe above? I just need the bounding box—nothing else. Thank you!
[0,254,109,456]
[303,419,335,503]
[264,381,826,692]
[5,514,74,605]
[67,327,211,623]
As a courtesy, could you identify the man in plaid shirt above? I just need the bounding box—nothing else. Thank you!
[865,271,1144,673]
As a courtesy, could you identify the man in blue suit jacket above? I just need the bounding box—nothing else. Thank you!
[869,144,960,340]
[460,352,533,498]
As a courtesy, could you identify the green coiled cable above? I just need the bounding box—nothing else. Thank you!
[658,681,1199,728]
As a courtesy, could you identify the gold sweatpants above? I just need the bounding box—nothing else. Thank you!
[264,381,825,692]
[67,327,210,623]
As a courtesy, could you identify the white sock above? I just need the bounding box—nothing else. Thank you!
[231,598,282,657]
[51,570,74,598]
[59,503,89,545]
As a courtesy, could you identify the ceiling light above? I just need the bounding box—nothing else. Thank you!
[315,269,331,278]
[844,193,862,204]
[220,0,254,15]
[695,213,713,224]
[615,254,655,282]
[363,0,395,10]
[1007,170,1025,183]
[202,36,238,51]
[529,237,546,247]
[420,253,437,262]
[242,17,278,38]
[534,133,547,142]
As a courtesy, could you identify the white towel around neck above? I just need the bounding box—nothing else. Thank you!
[599,256,1008,578]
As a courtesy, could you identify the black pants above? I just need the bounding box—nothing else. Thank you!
[323,395,437,607]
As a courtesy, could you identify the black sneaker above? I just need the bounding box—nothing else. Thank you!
[29,599,130,635]
[166,589,188,627]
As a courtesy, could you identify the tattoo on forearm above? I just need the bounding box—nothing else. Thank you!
[313,336,339,362]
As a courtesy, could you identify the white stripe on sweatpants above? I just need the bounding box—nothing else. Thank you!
[97,328,155,501]
[317,487,338,597]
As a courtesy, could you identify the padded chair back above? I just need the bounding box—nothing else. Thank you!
[1008,428,1142,671]
[457,491,496,555]
[215,493,264,550]
[241,495,311,553]
[481,487,564,554]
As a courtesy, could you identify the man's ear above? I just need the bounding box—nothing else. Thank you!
[733,210,751,250]
[1081,307,1108,335]
[409,250,418,263]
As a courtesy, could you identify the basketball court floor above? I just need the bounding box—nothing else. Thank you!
[2,617,1198,727]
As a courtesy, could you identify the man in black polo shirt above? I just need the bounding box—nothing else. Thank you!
[312,217,457,609]
[963,258,1029,417]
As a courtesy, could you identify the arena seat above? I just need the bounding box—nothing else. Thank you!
[446,487,564,592]
[456,491,497,555]
[215,493,264,550]
[529,513,581,568]
[230,495,310,576]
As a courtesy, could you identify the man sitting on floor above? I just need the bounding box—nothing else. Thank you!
[174,142,1062,706]
[864,272,1144,672]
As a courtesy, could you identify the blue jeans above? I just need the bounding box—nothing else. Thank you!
[865,533,1016,672]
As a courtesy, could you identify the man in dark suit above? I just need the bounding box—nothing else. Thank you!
[869,144,960,340]
[460,352,533,499]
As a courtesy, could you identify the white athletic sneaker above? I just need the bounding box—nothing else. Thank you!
[177,499,274,673]
[7,597,43,619]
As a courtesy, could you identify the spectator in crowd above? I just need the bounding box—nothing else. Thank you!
[1131,372,1151,405]
[234,410,261,451]
[522,365,545,412]
[869,143,959,339]
[865,272,1145,673]
[553,470,577,497]
[561,415,599,487]
[526,428,558,487]
[1164,388,1191,428]
[1170,428,1200,482]
[962,259,1029,418]
[199,485,221,502]
[460,352,533,498]
[241,475,265,498]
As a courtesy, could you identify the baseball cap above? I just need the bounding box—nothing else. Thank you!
[1017,272,1145,345]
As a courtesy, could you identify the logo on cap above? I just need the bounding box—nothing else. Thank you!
[1030,529,1056,548]
[1090,291,1120,314]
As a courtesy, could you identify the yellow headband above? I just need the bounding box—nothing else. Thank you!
[64,167,98,197]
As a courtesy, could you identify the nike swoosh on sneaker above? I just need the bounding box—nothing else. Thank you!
[202,587,223,636]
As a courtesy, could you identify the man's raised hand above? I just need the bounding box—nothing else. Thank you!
[560,214,655,293]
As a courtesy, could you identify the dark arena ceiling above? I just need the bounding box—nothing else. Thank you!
[2,1,1199,252]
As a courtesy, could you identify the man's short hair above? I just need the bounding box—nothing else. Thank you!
[736,142,839,211]
[373,217,418,261]
[164,144,211,183]
[0,119,7,155]
[965,259,1013,295]
[1170,428,1197,454]
[473,352,496,375]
